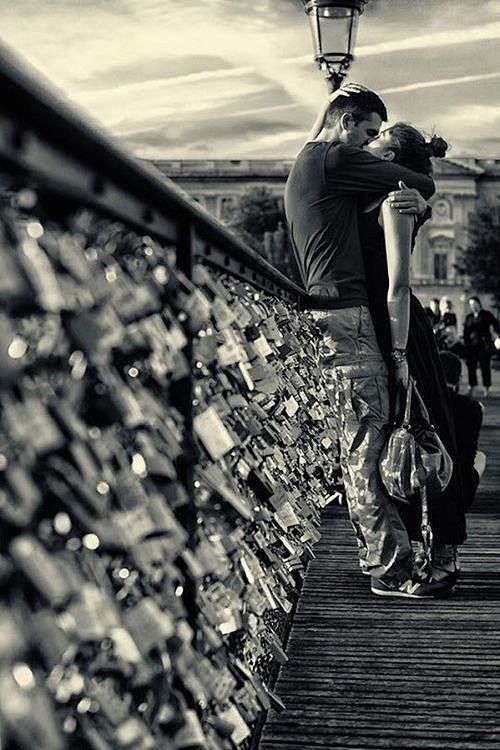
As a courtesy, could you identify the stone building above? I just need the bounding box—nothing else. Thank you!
[149,157,500,330]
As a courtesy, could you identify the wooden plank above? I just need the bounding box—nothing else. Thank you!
[258,391,500,749]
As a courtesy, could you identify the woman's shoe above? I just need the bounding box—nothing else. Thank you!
[431,545,460,585]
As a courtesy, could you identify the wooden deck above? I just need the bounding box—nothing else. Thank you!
[260,390,500,750]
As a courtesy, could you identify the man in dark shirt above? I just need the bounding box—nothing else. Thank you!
[285,87,445,598]
[464,296,500,395]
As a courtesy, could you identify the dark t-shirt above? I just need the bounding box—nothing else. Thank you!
[442,312,457,327]
[284,141,434,309]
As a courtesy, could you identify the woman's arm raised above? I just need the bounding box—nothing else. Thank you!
[381,199,414,391]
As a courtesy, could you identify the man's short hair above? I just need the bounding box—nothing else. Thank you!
[439,351,462,386]
[469,295,481,304]
[325,89,388,129]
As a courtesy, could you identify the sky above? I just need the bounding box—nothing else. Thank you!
[0,0,499,160]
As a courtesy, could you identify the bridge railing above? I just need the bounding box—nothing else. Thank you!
[0,43,340,750]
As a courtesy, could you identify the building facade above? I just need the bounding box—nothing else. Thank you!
[149,157,500,330]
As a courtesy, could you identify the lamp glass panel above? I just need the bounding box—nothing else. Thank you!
[318,7,351,18]
[317,11,354,60]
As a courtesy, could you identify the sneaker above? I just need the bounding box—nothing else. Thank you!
[432,570,459,589]
[370,577,453,599]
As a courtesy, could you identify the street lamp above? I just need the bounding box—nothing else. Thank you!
[302,0,368,91]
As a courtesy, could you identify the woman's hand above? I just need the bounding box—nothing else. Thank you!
[393,359,409,391]
[388,181,428,215]
[328,82,370,101]
[474,450,487,478]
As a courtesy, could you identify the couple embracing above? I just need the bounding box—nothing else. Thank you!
[286,84,465,598]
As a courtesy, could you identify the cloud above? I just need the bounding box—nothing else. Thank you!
[74,55,234,92]
[106,82,297,140]
[0,0,498,159]
[359,22,500,57]
[225,102,300,119]
[119,112,306,158]
[287,21,500,64]
[378,100,500,159]
[3,0,130,9]
[123,115,299,148]
[77,65,256,105]
[438,104,500,133]
[158,0,299,26]
[73,69,278,130]
[466,138,500,155]
[379,71,500,95]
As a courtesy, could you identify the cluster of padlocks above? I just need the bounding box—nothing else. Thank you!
[0,178,341,749]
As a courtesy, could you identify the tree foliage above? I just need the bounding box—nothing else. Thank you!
[458,200,500,305]
[230,186,282,248]
[229,186,301,283]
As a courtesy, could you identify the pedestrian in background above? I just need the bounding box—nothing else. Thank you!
[436,298,464,356]
[427,297,441,331]
[464,296,500,396]
[440,297,457,331]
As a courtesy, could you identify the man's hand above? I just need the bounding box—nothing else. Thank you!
[389,181,427,215]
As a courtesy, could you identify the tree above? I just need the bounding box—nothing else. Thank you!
[229,186,282,249]
[457,200,500,306]
[229,186,301,284]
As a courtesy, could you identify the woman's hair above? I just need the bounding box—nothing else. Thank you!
[386,122,448,175]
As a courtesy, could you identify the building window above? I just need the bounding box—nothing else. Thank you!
[219,197,235,223]
[434,253,448,281]
[205,196,217,215]
[433,198,452,222]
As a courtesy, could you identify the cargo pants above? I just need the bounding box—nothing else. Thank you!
[311,305,413,584]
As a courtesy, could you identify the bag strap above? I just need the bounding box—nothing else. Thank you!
[411,377,432,425]
[402,377,413,427]
[419,484,434,577]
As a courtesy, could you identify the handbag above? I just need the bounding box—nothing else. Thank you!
[379,377,454,567]
[379,377,453,504]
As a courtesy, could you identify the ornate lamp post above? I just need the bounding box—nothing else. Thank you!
[302,0,368,91]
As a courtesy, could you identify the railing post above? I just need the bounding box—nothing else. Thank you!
[173,220,197,625]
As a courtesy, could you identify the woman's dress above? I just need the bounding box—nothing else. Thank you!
[359,207,466,547]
